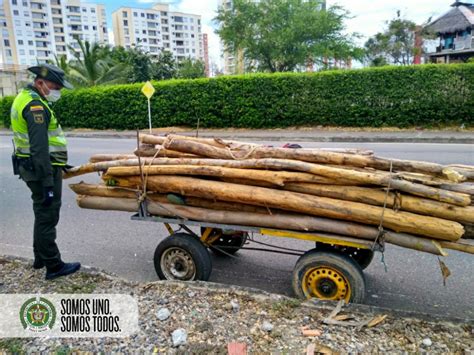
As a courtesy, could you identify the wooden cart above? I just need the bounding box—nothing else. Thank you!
[132,207,383,303]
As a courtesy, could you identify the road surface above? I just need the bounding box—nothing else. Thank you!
[1,137,473,319]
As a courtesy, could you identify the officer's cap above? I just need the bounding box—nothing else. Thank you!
[28,64,73,89]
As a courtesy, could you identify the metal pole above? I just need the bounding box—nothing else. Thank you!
[148,98,152,133]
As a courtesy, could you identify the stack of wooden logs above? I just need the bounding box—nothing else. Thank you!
[66,133,474,257]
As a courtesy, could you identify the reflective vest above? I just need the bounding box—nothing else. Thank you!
[11,88,67,166]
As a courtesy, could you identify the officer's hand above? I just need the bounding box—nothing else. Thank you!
[42,187,54,207]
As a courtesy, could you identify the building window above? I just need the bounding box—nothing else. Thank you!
[12,0,18,5]
[91,8,95,13]
[123,20,128,26]
[84,25,88,30]
[133,12,137,17]
[4,39,10,46]
[19,49,25,55]
[13,10,19,15]
[28,40,33,45]
[6,49,12,56]
[124,28,129,35]
[122,11,127,18]
[141,13,145,17]
[92,25,97,30]
[142,30,146,34]
[82,7,87,12]
[18,39,23,45]
[23,1,28,6]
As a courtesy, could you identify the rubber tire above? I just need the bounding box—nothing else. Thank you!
[154,233,212,281]
[200,227,247,256]
[292,250,366,304]
[315,243,374,270]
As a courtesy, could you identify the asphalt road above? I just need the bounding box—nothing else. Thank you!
[1,137,473,320]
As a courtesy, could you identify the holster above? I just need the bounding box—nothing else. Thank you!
[11,154,20,176]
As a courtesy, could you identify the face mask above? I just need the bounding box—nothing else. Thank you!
[45,89,61,102]
[40,81,62,102]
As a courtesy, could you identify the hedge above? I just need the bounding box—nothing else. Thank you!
[2,64,473,129]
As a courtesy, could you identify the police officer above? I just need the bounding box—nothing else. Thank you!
[11,64,81,280]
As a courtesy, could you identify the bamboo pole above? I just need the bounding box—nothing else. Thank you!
[284,183,474,224]
[76,195,447,256]
[109,175,464,240]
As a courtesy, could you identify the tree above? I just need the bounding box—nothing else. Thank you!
[48,54,70,73]
[177,58,206,79]
[151,51,177,80]
[67,39,128,87]
[364,11,428,66]
[215,0,360,72]
[108,45,153,83]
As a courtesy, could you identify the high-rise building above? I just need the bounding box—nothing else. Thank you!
[203,33,209,77]
[218,0,326,74]
[0,0,108,66]
[112,3,204,62]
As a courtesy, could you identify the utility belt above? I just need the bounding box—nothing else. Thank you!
[12,155,34,176]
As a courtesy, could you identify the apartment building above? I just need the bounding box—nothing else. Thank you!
[112,3,204,63]
[0,0,108,66]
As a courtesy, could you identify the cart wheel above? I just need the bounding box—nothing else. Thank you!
[154,233,212,281]
[292,250,366,303]
[315,243,374,270]
[200,227,248,256]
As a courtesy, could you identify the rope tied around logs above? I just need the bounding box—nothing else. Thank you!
[136,131,188,220]
[372,160,395,272]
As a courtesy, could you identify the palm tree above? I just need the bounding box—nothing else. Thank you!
[67,39,128,87]
[48,54,70,73]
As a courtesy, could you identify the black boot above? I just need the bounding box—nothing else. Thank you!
[45,262,81,280]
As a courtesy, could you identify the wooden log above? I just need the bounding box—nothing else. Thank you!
[110,175,464,240]
[105,165,354,186]
[139,134,166,145]
[163,137,468,182]
[69,182,275,214]
[439,240,474,255]
[141,133,375,156]
[89,154,138,163]
[64,159,472,205]
[65,157,471,206]
[439,183,474,196]
[76,195,447,255]
[134,146,199,158]
[284,183,474,224]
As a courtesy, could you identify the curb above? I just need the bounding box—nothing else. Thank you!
[1,131,473,144]
[2,254,472,325]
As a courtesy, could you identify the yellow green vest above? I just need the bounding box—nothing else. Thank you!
[11,88,67,165]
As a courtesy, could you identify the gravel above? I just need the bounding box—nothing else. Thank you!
[0,256,473,353]
[157,308,171,321]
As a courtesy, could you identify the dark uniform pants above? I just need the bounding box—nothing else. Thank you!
[25,166,63,270]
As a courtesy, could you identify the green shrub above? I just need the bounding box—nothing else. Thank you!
[2,64,473,129]
[1,96,14,128]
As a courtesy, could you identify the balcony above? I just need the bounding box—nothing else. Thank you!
[435,35,473,53]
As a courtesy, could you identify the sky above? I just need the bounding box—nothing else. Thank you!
[93,0,454,69]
